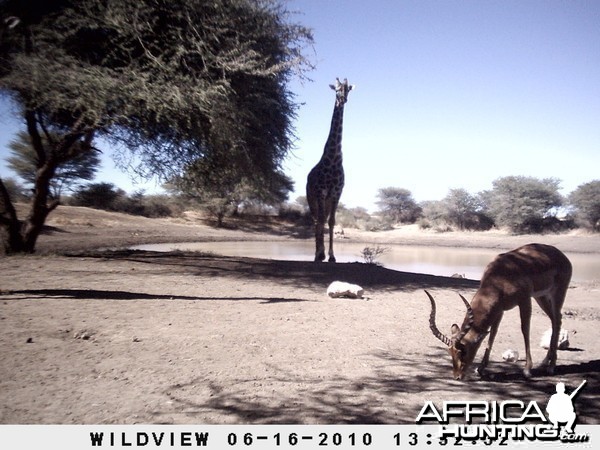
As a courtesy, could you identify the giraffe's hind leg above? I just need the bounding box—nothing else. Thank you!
[314,225,325,261]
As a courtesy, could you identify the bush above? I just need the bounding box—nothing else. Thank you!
[138,195,176,218]
[442,189,493,231]
[482,176,563,234]
[376,187,422,224]
[71,182,123,210]
[0,177,29,203]
[278,203,311,225]
[569,180,600,232]
[70,183,174,217]
[357,216,393,232]
[360,246,389,265]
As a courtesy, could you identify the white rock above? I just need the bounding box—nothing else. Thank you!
[333,225,345,238]
[539,328,570,350]
[327,281,364,299]
[502,349,519,362]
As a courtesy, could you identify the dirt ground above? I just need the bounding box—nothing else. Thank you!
[1,206,599,424]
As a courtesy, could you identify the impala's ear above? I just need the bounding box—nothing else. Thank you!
[450,324,460,339]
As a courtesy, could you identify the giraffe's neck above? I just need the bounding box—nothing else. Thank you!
[321,102,345,163]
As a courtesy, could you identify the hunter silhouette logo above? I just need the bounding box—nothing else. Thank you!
[546,380,586,434]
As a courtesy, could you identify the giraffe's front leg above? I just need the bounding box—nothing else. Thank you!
[314,220,326,262]
[327,210,336,263]
[314,201,326,262]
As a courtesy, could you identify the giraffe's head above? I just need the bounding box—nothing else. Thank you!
[330,78,354,106]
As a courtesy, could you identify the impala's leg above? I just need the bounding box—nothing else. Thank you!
[519,298,533,378]
[327,200,338,263]
[534,296,555,371]
[536,290,566,374]
[545,269,571,374]
[478,312,502,376]
[549,288,567,373]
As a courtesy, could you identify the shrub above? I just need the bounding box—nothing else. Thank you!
[360,245,389,265]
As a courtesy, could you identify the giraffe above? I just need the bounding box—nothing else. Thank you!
[306,78,354,262]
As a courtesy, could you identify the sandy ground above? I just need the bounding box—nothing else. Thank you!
[1,206,599,424]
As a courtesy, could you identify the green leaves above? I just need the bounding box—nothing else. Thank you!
[569,180,600,231]
[484,176,563,233]
[0,0,313,252]
[1,0,313,179]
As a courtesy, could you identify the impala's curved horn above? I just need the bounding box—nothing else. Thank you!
[4,16,20,29]
[455,293,474,344]
[425,290,452,347]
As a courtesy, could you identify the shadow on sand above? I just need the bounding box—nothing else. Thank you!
[154,347,599,424]
[67,249,480,294]
[5,249,596,425]
[6,289,311,304]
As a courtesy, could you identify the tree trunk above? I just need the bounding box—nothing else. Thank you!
[21,158,61,253]
[0,178,25,254]
[0,173,59,254]
[1,108,89,254]
[0,116,62,253]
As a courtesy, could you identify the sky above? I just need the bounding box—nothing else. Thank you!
[1,0,599,211]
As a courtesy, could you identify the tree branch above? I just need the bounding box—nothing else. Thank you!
[25,108,46,167]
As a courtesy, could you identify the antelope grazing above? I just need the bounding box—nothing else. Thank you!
[427,243,572,380]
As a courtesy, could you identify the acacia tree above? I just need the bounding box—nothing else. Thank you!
[376,187,421,224]
[442,188,492,231]
[569,180,600,231]
[0,0,313,253]
[174,153,294,226]
[482,176,563,233]
[7,131,101,198]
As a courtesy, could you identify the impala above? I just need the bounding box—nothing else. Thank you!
[426,243,572,380]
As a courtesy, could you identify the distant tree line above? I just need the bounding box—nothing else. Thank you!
[4,174,598,234]
[374,177,600,234]
[4,130,295,225]
[5,127,599,233]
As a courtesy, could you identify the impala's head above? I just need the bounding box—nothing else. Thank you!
[330,78,354,106]
[425,290,478,380]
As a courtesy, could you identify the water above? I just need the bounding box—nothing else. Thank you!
[131,241,598,283]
